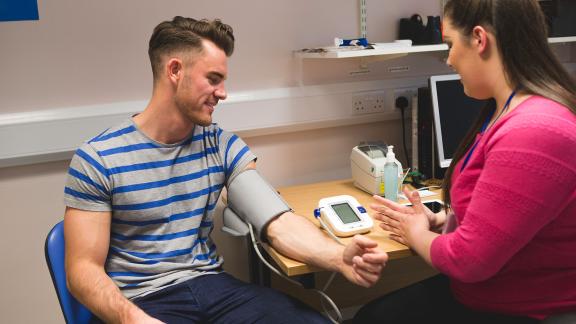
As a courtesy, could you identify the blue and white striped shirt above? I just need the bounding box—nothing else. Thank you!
[64,119,255,299]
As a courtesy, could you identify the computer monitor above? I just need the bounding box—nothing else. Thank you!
[429,74,488,168]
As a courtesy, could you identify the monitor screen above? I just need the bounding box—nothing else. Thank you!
[331,202,360,224]
[430,74,488,168]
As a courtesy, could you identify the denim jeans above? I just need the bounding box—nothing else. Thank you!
[131,272,329,324]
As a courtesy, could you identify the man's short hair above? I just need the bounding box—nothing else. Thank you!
[148,16,235,81]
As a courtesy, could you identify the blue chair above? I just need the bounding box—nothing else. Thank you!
[45,221,94,324]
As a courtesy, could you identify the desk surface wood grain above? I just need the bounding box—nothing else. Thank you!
[264,179,441,276]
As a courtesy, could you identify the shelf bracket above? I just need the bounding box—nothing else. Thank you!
[295,51,304,87]
[359,0,367,38]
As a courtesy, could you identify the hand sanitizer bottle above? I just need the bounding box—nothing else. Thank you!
[384,145,399,202]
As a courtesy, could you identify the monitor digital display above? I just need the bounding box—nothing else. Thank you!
[429,74,488,168]
[331,203,360,224]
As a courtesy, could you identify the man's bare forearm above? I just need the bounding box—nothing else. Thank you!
[266,212,345,272]
[67,260,147,323]
[64,208,157,323]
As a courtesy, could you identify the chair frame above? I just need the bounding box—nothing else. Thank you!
[45,221,94,324]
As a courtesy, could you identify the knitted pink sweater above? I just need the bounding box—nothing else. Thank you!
[430,96,576,319]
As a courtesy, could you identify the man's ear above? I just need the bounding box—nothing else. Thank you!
[166,58,183,85]
[471,25,489,54]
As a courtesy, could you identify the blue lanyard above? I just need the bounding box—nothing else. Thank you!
[460,89,517,172]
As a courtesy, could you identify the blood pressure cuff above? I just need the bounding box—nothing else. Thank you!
[226,169,292,241]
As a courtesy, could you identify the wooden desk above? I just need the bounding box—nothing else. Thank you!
[264,179,441,276]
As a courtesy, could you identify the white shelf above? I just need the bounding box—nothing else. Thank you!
[296,37,576,60]
[296,44,449,59]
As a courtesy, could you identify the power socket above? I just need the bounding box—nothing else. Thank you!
[392,88,418,111]
[352,92,387,115]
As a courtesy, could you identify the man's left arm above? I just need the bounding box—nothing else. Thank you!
[267,211,388,287]
[243,162,388,287]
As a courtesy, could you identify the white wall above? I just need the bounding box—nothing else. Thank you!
[0,161,67,323]
[1,0,574,323]
[0,0,442,114]
[0,0,447,167]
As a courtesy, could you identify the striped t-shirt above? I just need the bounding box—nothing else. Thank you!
[64,118,255,299]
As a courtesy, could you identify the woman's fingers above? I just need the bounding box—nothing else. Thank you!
[379,220,401,234]
[389,233,407,245]
[378,215,400,228]
[380,222,392,232]
[371,195,414,214]
[403,188,425,214]
[376,205,404,222]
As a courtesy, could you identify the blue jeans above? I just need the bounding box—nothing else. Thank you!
[131,272,329,324]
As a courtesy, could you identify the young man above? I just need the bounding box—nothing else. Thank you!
[64,16,388,323]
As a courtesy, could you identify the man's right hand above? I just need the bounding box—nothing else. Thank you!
[339,235,388,287]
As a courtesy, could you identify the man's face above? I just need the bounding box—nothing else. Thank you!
[175,40,228,127]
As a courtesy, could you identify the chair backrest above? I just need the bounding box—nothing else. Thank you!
[45,221,94,324]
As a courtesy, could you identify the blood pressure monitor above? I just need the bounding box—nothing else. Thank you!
[315,195,373,237]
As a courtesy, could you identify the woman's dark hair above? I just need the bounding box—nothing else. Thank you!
[441,0,576,207]
[148,16,235,82]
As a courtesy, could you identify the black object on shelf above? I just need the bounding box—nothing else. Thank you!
[398,14,442,45]
[539,0,576,37]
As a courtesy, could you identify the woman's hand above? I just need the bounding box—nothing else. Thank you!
[370,188,432,247]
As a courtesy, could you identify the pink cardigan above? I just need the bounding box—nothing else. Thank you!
[430,96,576,319]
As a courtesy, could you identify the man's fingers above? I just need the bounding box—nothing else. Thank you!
[352,264,380,287]
[362,250,389,264]
[352,234,378,249]
[352,255,383,273]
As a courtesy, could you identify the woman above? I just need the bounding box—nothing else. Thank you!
[354,1,576,323]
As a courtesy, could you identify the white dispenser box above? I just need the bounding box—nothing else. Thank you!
[350,144,387,195]
[350,143,403,196]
